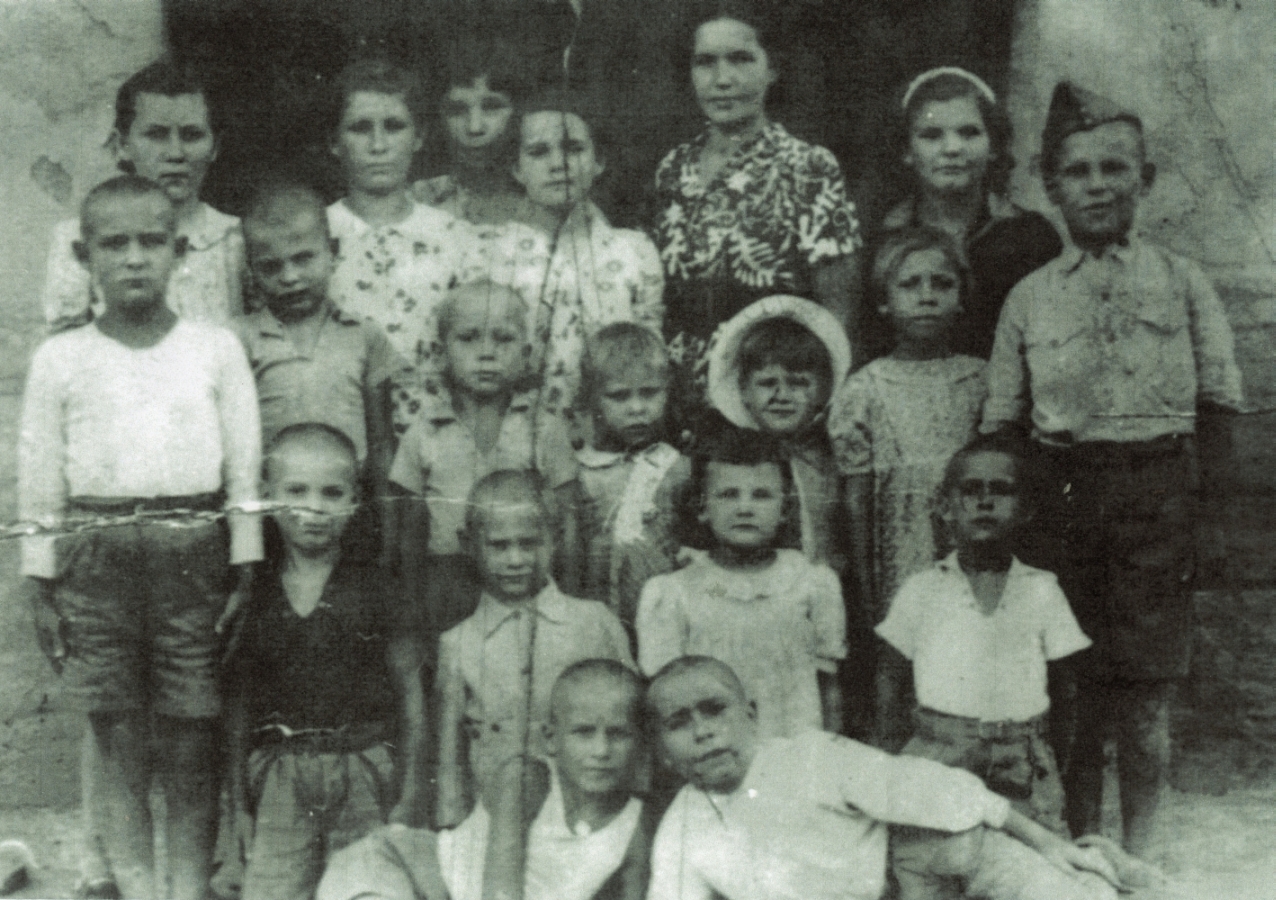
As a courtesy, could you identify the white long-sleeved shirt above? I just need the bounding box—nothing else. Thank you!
[648,732,1010,900]
[18,320,263,576]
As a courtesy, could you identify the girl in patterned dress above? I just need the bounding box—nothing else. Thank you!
[480,91,664,426]
[828,225,987,750]
[652,3,861,432]
[325,59,482,433]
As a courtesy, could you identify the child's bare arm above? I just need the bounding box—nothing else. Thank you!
[365,378,395,567]
[844,473,875,619]
[396,489,431,614]
[387,635,429,827]
[819,671,843,733]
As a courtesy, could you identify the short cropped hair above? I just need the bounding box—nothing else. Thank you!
[579,323,670,408]
[435,280,529,343]
[262,422,359,484]
[333,57,428,131]
[678,424,794,550]
[463,468,550,541]
[735,318,833,391]
[80,175,174,240]
[242,177,331,240]
[114,59,213,139]
[645,655,748,725]
[937,430,1029,501]
[870,225,970,308]
[550,658,644,726]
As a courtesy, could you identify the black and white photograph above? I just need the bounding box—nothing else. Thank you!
[0,0,1271,897]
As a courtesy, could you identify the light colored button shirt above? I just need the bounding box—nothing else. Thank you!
[648,732,1011,900]
[437,582,634,759]
[877,553,1091,722]
[983,239,1243,444]
[42,204,246,327]
[18,320,263,576]
[236,303,403,461]
[387,389,577,555]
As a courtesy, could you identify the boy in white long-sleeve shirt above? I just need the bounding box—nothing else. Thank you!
[19,175,262,900]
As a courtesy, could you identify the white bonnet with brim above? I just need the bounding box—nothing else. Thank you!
[707,294,853,429]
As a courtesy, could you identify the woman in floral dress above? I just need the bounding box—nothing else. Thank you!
[326,59,482,432]
[652,2,862,430]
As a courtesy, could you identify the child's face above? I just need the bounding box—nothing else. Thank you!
[596,365,668,450]
[474,501,551,602]
[245,207,335,322]
[333,90,422,195]
[740,364,824,435]
[81,192,178,313]
[513,111,603,211]
[116,92,217,207]
[881,248,962,345]
[942,451,1023,548]
[264,443,358,555]
[649,668,756,794]
[1047,121,1148,243]
[700,461,785,551]
[442,76,513,152]
[442,293,529,398]
[905,95,993,195]
[549,681,640,798]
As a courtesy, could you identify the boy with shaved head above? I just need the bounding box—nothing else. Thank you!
[19,174,262,900]
[318,659,655,900]
[238,178,402,498]
[646,656,1129,900]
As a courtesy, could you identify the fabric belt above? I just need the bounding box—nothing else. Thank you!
[913,707,1047,743]
[252,721,392,755]
[68,492,225,515]
[1035,433,1190,464]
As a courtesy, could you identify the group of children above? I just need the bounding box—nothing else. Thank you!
[17,30,1242,900]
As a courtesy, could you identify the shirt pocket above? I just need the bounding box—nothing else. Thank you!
[1130,298,1195,404]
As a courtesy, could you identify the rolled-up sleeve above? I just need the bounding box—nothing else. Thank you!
[18,343,69,578]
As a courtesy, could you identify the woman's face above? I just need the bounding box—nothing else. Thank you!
[905,95,993,195]
[115,92,217,207]
[512,111,603,211]
[333,90,422,195]
[691,18,775,130]
[442,76,514,153]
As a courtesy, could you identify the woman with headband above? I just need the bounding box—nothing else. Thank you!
[871,67,1062,360]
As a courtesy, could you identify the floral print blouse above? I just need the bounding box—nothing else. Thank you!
[653,120,861,350]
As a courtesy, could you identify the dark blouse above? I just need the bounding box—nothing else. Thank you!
[871,195,1063,360]
[236,559,399,734]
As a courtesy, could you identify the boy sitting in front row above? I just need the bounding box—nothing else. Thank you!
[236,179,401,518]
[646,657,1128,900]
[226,423,426,900]
[434,470,634,828]
[19,175,262,900]
[319,659,656,900]
[982,82,1244,853]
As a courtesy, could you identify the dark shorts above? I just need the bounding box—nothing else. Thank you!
[1021,437,1197,680]
[55,519,230,718]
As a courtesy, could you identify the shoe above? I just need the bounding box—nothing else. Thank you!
[1074,834,1168,891]
[75,876,123,899]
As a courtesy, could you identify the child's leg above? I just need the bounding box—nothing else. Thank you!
[242,750,324,900]
[1112,680,1173,857]
[155,715,219,900]
[79,733,118,896]
[324,744,395,859]
[89,711,155,900]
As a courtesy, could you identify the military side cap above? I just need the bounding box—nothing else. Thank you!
[1041,81,1143,171]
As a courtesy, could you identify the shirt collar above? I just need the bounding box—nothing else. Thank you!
[936,550,1034,581]
[422,387,537,426]
[180,203,239,251]
[882,193,1021,238]
[249,301,359,338]
[1060,235,1137,274]
[576,441,670,470]
[478,581,569,638]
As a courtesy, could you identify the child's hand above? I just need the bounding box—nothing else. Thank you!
[1040,838,1120,889]
[23,578,65,673]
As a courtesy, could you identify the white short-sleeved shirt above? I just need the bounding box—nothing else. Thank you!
[637,550,846,738]
[876,553,1091,722]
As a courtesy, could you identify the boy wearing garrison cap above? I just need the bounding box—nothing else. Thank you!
[983,82,1243,854]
